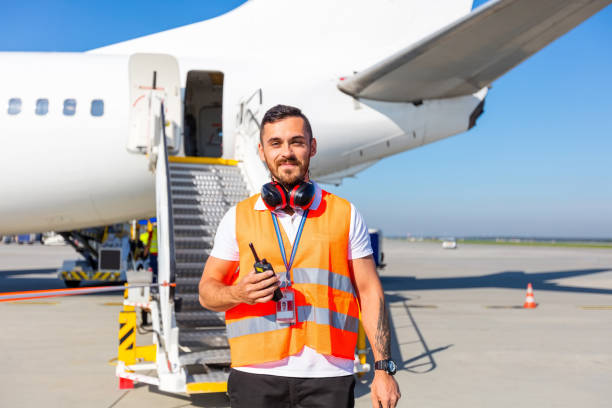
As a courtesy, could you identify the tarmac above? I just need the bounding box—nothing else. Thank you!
[1,240,611,408]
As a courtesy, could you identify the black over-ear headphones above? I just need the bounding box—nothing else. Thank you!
[261,180,315,211]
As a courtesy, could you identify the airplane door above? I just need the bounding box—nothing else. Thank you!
[128,53,181,154]
[197,106,222,157]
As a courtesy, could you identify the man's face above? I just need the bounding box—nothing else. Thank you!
[258,116,317,187]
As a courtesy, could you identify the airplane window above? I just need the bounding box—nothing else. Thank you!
[8,98,21,115]
[35,98,49,115]
[91,99,104,117]
[63,99,76,116]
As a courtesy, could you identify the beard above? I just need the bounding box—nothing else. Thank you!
[267,155,309,189]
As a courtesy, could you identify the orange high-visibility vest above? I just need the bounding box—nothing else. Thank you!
[226,190,360,367]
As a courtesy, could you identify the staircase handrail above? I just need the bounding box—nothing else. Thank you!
[157,102,177,292]
[154,101,182,376]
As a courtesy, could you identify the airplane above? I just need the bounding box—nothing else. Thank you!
[2,0,611,395]
[1,0,609,236]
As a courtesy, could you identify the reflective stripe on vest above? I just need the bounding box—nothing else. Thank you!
[227,305,359,339]
[228,190,358,367]
[292,268,356,296]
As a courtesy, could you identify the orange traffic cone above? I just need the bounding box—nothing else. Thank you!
[523,283,537,309]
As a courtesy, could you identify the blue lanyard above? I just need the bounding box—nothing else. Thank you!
[271,210,309,276]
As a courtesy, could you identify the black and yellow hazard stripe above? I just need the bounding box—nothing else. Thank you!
[61,270,120,282]
[61,270,88,281]
[92,271,121,281]
[118,311,136,364]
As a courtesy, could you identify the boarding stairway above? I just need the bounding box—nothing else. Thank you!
[117,96,254,393]
[118,98,369,395]
[169,158,249,388]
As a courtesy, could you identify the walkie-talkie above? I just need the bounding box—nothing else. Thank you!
[249,242,283,302]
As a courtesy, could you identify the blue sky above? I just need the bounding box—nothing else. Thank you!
[1,1,610,238]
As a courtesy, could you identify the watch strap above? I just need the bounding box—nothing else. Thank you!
[374,359,397,375]
[374,360,388,371]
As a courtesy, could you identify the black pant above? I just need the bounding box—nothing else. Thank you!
[228,369,355,408]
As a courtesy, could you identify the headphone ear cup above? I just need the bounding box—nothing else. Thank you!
[261,182,287,211]
[290,181,315,210]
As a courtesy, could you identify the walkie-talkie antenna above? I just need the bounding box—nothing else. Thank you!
[249,242,261,263]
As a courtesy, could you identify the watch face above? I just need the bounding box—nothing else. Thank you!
[387,360,397,374]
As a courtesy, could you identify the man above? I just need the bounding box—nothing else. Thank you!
[140,221,158,283]
[199,105,400,408]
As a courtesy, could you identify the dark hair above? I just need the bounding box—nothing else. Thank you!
[259,104,313,141]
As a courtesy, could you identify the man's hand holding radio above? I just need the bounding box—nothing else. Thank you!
[230,269,280,305]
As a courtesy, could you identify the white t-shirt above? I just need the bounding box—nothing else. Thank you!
[210,182,373,377]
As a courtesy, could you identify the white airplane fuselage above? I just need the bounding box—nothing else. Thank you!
[0,0,485,234]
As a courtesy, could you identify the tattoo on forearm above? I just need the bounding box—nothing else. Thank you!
[375,298,391,359]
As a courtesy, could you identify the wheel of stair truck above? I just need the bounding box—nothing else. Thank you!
[64,280,81,288]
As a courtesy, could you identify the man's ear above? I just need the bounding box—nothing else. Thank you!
[310,138,317,158]
[258,141,265,162]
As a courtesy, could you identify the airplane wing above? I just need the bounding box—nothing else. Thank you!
[338,0,612,102]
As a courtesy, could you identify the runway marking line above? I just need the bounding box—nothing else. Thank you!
[580,305,612,310]
[485,305,524,309]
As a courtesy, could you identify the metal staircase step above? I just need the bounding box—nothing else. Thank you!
[175,250,211,264]
[179,328,229,348]
[169,165,244,175]
[175,276,202,293]
[175,269,206,278]
[175,293,208,311]
[170,186,244,196]
[175,236,214,242]
[169,175,224,184]
[173,204,227,214]
[180,349,231,366]
[172,178,245,186]
[176,276,201,285]
[186,370,230,385]
[173,197,230,207]
[174,236,213,250]
[175,284,200,294]
[173,225,215,238]
[173,215,217,226]
[175,262,207,277]
[169,169,218,177]
[176,261,208,268]
[175,248,212,254]
[169,180,207,188]
[171,177,245,187]
[175,310,225,328]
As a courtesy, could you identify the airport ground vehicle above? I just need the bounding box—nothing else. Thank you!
[41,232,65,245]
[17,233,35,244]
[57,223,150,287]
[369,229,385,268]
[442,239,458,249]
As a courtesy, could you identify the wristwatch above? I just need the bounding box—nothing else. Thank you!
[374,359,397,375]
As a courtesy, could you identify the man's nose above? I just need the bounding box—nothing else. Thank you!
[280,141,294,157]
